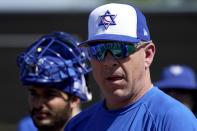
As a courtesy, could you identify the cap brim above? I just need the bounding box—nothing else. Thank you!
[79,34,140,47]
[154,78,197,90]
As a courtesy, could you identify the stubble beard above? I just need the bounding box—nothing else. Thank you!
[30,105,72,130]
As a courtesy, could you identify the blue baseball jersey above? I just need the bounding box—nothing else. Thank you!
[65,87,197,131]
[17,116,37,131]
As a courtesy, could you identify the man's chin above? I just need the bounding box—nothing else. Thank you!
[33,118,55,129]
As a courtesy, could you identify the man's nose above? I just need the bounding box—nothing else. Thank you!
[31,96,46,109]
[101,51,119,67]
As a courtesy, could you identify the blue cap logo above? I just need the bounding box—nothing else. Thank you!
[170,66,183,76]
[99,10,116,30]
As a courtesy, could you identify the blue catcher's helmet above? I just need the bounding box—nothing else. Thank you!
[17,31,92,101]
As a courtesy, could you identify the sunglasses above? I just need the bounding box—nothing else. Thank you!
[86,41,151,61]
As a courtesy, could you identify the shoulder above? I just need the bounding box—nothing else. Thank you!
[18,116,32,122]
[163,103,197,129]
[144,87,187,110]
[17,116,37,131]
[145,87,195,116]
[143,87,197,130]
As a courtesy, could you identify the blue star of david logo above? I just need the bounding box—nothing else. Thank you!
[98,10,117,30]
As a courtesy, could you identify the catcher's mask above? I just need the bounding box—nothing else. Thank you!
[17,32,92,101]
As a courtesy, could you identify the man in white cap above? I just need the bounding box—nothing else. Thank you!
[65,3,197,131]
[155,65,197,115]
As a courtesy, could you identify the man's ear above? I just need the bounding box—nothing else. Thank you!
[70,95,80,108]
[144,43,155,69]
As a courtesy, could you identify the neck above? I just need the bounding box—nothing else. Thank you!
[71,105,81,117]
[105,69,153,110]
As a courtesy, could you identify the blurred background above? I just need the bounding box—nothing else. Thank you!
[0,0,197,130]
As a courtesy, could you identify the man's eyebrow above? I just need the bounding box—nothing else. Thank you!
[45,89,58,93]
[44,89,61,95]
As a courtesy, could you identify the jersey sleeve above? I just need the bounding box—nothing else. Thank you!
[163,106,197,131]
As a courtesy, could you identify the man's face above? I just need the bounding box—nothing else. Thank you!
[90,44,148,104]
[28,86,71,130]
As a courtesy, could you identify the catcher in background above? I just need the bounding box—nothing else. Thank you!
[65,3,197,131]
[17,31,92,131]
[154,65,197,116]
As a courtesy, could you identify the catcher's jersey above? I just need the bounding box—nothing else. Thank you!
[17,116,37,131]
[65,87,197,131]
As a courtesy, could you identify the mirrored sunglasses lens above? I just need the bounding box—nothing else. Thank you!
[111,48,123,58]
[87,46,105,60]
[87,42,136,60]
[111,43,135,59]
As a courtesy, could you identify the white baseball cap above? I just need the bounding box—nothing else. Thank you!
[80,3,151,46]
